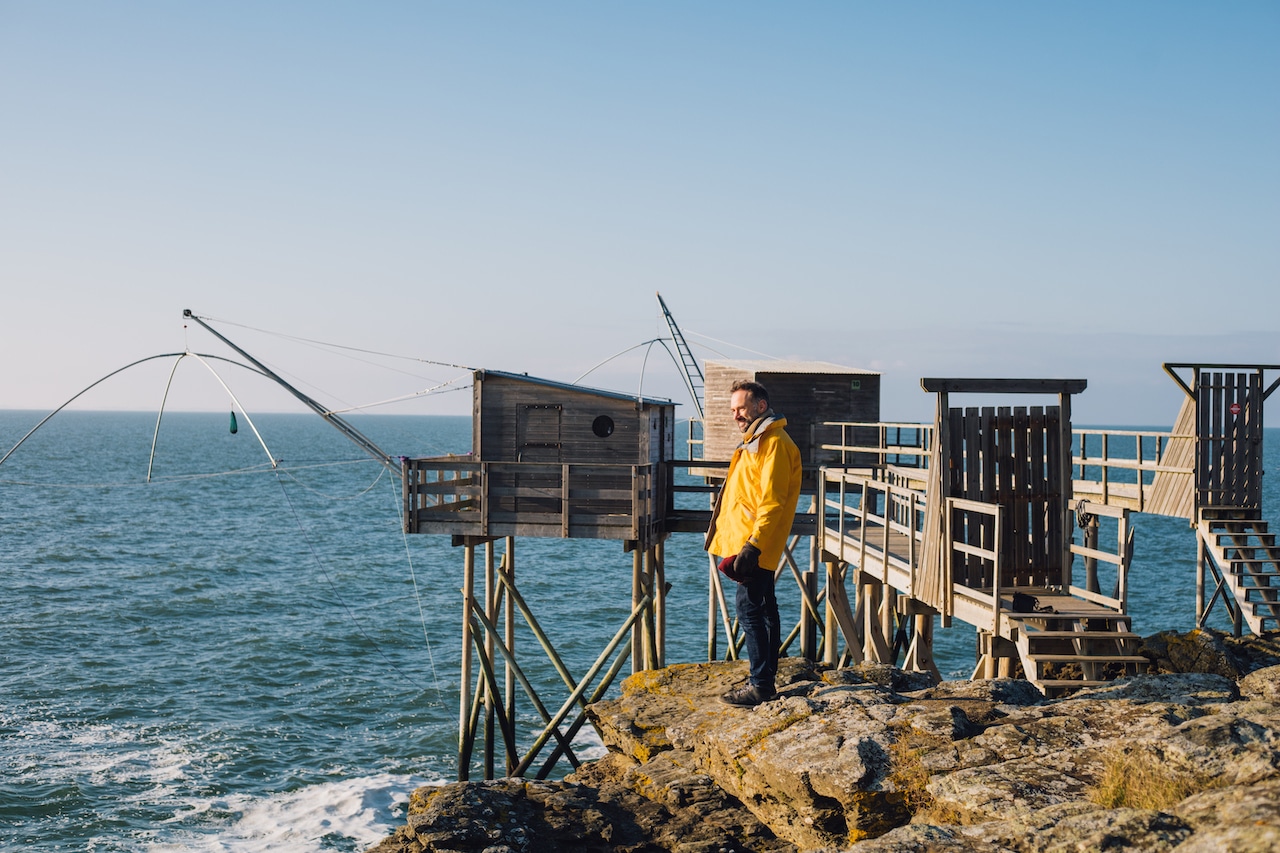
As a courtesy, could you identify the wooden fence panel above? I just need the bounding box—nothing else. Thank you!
[944,405,1065,593]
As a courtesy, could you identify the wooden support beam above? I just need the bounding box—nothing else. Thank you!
[511,593,651,777]
[465,603,581,772]
[921,378,1088,395]
[860,578,893,663]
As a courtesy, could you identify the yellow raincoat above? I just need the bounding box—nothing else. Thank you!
[706,414,803,572]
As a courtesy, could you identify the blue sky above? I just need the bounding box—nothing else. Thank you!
[2,1,1277,427]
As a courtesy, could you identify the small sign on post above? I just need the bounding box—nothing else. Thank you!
[1230,402,1242,415]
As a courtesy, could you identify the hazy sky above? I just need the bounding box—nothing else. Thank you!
[2,1,1277,427]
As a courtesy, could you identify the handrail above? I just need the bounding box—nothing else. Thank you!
[1068,499,1133,612]
[1073,426,1194,512]
[822,421,933,469]
[944,497,1002,629]
[820,468,927,595]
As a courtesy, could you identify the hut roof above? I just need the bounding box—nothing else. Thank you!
[476,369,674,407]
[709,359,880,376]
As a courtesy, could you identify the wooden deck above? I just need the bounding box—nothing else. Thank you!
[819,467,1144,694]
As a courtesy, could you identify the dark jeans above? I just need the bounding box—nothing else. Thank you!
[735,570,780,692]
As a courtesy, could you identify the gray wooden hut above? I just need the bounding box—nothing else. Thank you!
[404,370,675,544]
[701,360,881,477]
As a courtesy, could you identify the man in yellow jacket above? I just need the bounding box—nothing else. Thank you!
[706,380,803,706]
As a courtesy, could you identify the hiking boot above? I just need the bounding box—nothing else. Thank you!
[719,683,775,707]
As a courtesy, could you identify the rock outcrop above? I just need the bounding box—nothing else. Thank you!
[368,630,1280,852]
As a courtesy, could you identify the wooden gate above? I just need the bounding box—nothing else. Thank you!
[918,379,1084,613]
[945,405,1065,591]
[1196,371,1264,511]
[1163,364,1280,516]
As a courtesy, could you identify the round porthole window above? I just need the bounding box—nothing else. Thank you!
[592,415,615,438]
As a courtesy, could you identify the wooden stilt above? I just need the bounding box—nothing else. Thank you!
[707,552,719,662]
[483,541,496,779]
[654,542,667,667]
[823,560,840,665]
[631,545,644,675]
[503,537,516,775]
[458,542,475,781]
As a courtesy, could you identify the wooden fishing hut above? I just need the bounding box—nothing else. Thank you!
[700,360,883,481]
[402,369,676,781]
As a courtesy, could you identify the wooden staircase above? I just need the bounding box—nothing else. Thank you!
[1198,507,1280,634]
[1005,598,1149,696]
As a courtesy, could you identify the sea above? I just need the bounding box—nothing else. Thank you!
[1,410,1269,851]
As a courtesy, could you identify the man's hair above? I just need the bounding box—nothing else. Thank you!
[730,379,770,406]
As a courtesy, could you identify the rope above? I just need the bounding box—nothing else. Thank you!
[195,313,475,371]
[684,328,780,361]
[276,463,388,501]
[0,462,279,489]
[391,473,444,698]
[0,458,379,490]
[273,470,439,699]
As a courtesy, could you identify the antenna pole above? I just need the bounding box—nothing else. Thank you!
[182,310,399,475]
[655,292,705,420]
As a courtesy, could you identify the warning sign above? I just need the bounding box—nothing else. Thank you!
[1230,402,1242,416]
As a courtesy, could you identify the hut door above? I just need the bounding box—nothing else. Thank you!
[517,404,562,463]
[1196,371,1263,511]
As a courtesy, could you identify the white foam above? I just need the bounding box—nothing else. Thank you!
[572,721,609,762]
[145,772,443,853]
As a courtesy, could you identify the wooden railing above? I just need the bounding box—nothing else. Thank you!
[403,457,662,542]
[1072,428,1194,512]
[822,420,1195,519]
[821,421,933,469]
[819,468,926,595]
[1068,500,1133,613]
[944,497,1002,628]
[684,417,704,463]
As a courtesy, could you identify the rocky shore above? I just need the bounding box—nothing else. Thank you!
[368,629,1280,852]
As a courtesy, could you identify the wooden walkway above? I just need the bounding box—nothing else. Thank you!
[803,364,1280,695]
[818,466,1146,695]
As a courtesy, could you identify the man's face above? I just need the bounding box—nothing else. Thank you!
[730,389,766,433]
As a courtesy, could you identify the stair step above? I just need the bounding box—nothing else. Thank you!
[1216,533,1277,545]
[1252,602,1280,615]
[1026,653,1150,663]
[1227,564,1280,575]
[1029,679,1117,689]
[1201,506,1263,518]
[1004,611,1130,621]
[1221,551,1280,561]
[1020,630,1139,639]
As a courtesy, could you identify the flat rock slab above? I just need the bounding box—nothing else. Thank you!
[367,640,1280,853]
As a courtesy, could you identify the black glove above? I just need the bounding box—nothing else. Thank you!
[736,543,761,575]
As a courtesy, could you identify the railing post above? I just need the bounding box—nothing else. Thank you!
[1101,433,1110,504]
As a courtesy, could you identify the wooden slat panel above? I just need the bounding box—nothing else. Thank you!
[1149,395,1195,518]
[1029,407,1048,584]
[1045,406,1064,586]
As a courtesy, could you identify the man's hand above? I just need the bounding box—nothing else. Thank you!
[737,543,761,575]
